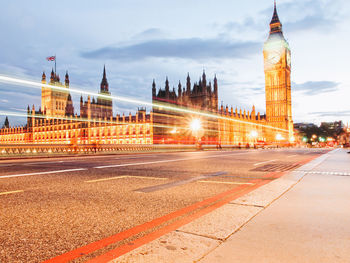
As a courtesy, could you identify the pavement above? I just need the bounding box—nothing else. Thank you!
[111,148,350,263]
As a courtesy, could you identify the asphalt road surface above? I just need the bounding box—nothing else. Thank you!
[0,148,329,263]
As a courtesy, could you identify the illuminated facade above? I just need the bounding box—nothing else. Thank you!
[0,2,292,146]
[152,72,218,144]
[151,2,292,145]
[0,67,153,145]
[41,69,72,117]
[263,2,293,140]
[80,66,113,119]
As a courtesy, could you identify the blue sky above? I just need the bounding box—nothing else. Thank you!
[0,0,349,126]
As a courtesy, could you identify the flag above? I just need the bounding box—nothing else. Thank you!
[46,56,56,61]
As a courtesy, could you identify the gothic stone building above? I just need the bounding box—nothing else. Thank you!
[152,72,219,144]
[80,66,113,120]
[151,2,293,144]
[0,67,153,145]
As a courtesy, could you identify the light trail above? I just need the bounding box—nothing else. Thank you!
[0,74,289,133]
[0,110,214,133]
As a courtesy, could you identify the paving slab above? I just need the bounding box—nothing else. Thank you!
[109,231,220,263]
[178,203,262,240]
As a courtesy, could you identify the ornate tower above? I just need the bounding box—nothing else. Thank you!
[96,65,113,118]
[41,69,70,117]
[263,1,293,140]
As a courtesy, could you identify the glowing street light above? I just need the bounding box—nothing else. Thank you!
[319,137,326,142]
[276,133,283,141]
[190,118,202,133]
[250,131,258,138]
[190,118,202,149]
[170,128,177,134]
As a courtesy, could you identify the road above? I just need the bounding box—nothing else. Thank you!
[0,148,329,263]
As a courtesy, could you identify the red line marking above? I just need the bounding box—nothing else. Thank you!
[87,172,286,263]
[43,178,262,263]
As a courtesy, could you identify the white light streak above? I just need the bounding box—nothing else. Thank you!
[0,74,289,133]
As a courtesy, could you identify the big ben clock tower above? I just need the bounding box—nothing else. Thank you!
[263,1,293,140]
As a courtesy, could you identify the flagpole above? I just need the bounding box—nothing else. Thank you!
[54,54,56,75]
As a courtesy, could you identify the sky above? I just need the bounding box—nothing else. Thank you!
[0,0,349,127]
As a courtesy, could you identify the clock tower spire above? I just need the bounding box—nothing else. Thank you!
[270,1,282,34]
[263,1,293,141]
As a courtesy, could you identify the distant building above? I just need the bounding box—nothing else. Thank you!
[294,123,317,130]
[320,121,344,133]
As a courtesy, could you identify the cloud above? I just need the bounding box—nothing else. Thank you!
[310,110,350,118]
[292,81,339,95]
[270,0,340,33]
[81,38,260,61]
[222,17,264,33]
[132,28,165,40]
[285,15,335,33]
[220,0,339,36]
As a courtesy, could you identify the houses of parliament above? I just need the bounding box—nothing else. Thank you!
[0,2,293,146]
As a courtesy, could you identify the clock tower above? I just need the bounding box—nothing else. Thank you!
[263,1,293,140]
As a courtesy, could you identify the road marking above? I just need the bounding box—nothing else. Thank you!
[115,156,156,160]
[86,175,168,183]
[298,170,350,176]
[0,190,24,195]
[0,168,87,179]
[0,164,14,167]
[95,152,250,169]
[198,180,254,185]
[0,152,248,179]
[134,171,227,193]
[24,161,65,165]
[253,159,276,166]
